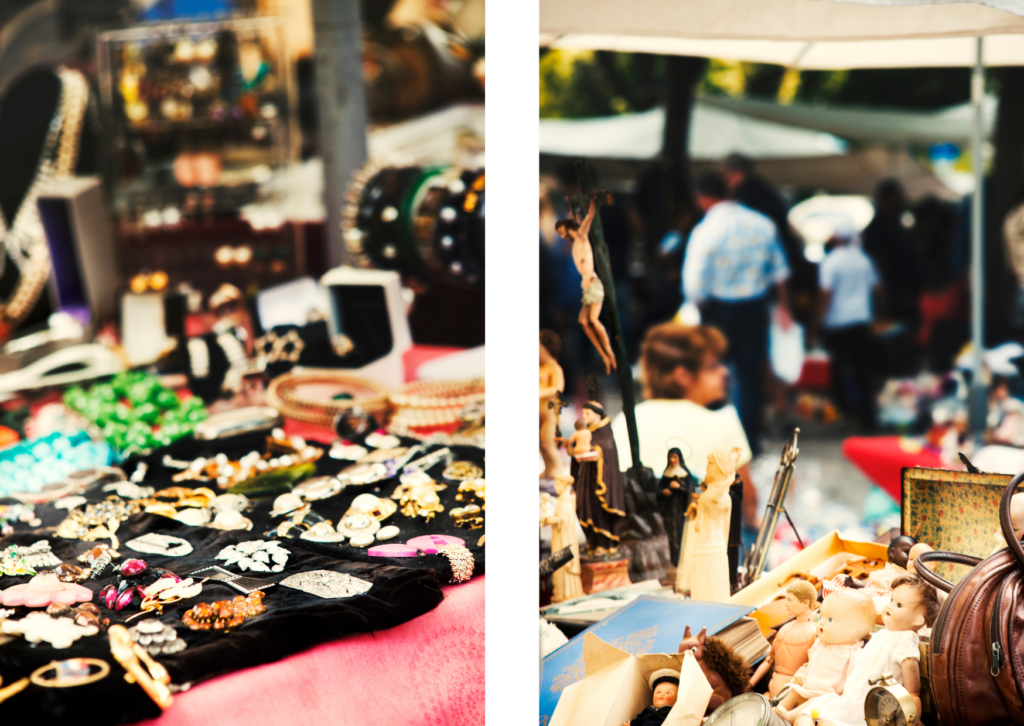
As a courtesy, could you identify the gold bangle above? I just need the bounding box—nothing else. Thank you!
[30,659,110,688]
[266,371,391,427]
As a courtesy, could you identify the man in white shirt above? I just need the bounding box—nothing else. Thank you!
[682,172,792,454]
[817,218,881,429]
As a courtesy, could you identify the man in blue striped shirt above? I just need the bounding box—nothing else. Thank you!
[682,172,793,453]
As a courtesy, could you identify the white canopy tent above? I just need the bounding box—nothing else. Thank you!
[540,0,1024,429]
[539,103,847,161]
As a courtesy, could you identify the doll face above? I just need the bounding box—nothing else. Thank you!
[784,591,810,616]
[652,682,679,708]
[668,452,680,468]
[882,584,927,632]
[817,596,870,645]
[540,342,552,365]
[581,407,601,427]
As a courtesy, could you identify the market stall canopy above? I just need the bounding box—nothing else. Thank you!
[540,0,1024,68]
[539,103,846,161]
[700,95,998,145]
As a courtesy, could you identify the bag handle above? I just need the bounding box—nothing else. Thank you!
[914,551,983,593]
[1000,471,1024,571]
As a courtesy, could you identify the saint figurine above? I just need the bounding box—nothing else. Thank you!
[555,191,617,374]
[570,397,626,554]
[679,447,739,602]
[658,447,696,566]
[540,330,566,479]
[539,474,585,603]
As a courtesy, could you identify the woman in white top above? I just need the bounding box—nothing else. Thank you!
[611,323,759,592]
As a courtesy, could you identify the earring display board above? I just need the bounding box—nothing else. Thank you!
[0,431,484,723]
[96,17,301,294]
[901,466,1012,586]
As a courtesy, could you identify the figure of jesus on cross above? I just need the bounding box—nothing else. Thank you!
[555,190,617,374]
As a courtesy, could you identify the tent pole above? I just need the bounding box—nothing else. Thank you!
[970,36,986,435]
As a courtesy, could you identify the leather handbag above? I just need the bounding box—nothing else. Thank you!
[914,472,1024,726]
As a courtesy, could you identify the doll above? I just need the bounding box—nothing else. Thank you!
[680,448,739,602]
[773,587,876,720]
[678,625,751,715]
[539,331,566,479]
[787,573,940,726]
[658,447,696,566]
[539,475,585,602]
[555,191,617,374]
[566,420,593,459]
[569,397,626,554]
[749,581,818,698]
[623,669,681,726]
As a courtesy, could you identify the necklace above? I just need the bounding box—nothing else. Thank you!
[0,67,88,336]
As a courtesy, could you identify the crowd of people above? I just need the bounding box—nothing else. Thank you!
[540,154,972,460]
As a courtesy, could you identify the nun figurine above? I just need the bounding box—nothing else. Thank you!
[623,669,681,726]
[658,447,696,566]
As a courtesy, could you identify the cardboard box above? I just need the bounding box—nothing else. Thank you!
[550,634,712,726]
[731,531,887,633]
[541,595,753,725]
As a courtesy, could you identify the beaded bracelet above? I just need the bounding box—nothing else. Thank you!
[437,544,474,584]
[265,371,390,427]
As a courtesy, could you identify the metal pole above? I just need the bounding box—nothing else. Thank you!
[970,37,986,435]
[312,0,369,269]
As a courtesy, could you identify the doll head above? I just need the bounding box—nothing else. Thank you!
[1010,493,1024,538]
[818,588,875,646]
[665,447,683,473]
[887,535,918,569]
[785,581,817,617]
[554,218,579,239]
[907,543,934,574]
[553,474,573,497]
[581,402,604,427]
[648,670,681,709]
[567,421,592,456]
[704,448,740,492]
[884,573,940,632]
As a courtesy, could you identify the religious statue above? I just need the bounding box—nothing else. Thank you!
[677,448,739,602]
[658,447,696,566]
[555,191,616,374]
[569,395,626,554]
[539,330,566,479]
[749,581,818,698]
[539,474,585,603]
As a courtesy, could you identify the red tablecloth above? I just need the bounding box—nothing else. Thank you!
[842,436,947,501]
[137,578,485,726]
[138,342,482,724]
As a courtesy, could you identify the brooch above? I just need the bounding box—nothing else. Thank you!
[279,570,372,599]
[125,533,194,557]
[328,441,368,461]
[300,521,348,543]
[346,493,397,520]
[443,461,483,481]
[128,618,187,656]
[1,541,62,576]
[78,544,120,578]
[181,591,266,631]
[365,430,401,449]
[391,479,447,521]
[1,611,99,648]
[216,540,290,573]
[293,475,345,501]
[0,573,93,607]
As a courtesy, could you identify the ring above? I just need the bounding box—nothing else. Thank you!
[30,659,110,688]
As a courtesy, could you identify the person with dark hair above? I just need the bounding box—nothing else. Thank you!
[682,171,792,454]
[862,178,923,328]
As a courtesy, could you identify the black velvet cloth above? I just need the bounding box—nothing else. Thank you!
[0,432,484,724]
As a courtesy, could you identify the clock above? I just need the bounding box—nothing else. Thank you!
[864,673,918,726]
[705,693,789,726]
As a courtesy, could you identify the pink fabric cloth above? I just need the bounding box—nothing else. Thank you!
[135,576,484,726]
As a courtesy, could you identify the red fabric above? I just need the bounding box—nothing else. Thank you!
[842,436,947,501]
[796,357,831,391]
[136,577,484,726]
